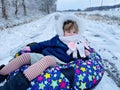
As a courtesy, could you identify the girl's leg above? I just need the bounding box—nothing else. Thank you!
[0,53,31,75]
[23,56,56,81]
[0,56,56,90]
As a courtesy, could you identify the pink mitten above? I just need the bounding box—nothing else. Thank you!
[68,42,76,51]
[66,41,77,58]
[22,46,31,52]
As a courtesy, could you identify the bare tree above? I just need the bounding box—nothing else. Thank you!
[14,0,18,16]
[22,0,26,16]
[0,0,57,19]
[44,0,57,13]
[1,0,8,19]
[12,0,27,17]
[11,0,19,17]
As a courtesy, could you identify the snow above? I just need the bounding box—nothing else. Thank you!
[93,72,119,90]
[0,11,120,90]
[81,10,120,18]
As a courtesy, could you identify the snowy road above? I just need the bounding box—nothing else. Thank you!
[0,12,120,90]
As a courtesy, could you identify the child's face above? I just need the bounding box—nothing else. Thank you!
[64,28,78,36]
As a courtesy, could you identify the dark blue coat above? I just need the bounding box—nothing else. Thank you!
[30,35,76,63]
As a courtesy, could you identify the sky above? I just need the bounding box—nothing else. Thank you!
[57,0,120,10]
[0,11,120,89]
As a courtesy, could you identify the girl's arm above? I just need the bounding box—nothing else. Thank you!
[29,35,58,53]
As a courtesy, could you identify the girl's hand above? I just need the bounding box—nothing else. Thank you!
[22,46,31,52]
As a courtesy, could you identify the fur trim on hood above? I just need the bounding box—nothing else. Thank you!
[56,14,84,36]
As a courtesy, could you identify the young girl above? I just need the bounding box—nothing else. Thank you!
[0,14,90,90]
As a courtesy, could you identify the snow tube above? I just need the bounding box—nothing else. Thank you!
[9,47,104,90]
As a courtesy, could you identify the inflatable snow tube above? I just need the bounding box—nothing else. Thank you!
[9,47,104,90]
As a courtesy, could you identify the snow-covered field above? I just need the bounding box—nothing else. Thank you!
[81,10,120,18]
[0,11,120,90]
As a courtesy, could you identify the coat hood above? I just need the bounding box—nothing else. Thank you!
[56,14,84,37]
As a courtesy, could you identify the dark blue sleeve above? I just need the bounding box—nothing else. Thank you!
[30,35,58,53]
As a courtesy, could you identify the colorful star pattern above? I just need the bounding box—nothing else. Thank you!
[60,81,66,88]
[51,80,58,89]
[38,76,43,82]
[88,75,93,81]
[79,82,86,90]
[81,67,86,72]
[45,73,50,79]
[10,48,104,90]
[39,82,45,89]
[79,75,84,81]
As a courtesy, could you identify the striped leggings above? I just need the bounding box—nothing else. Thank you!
[0,53,56,81]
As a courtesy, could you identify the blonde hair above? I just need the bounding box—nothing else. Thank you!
[63,20,78,33]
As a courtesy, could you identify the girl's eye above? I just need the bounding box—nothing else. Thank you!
[73,32,77,33]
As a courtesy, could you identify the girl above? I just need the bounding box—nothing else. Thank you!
[0,14,90,90]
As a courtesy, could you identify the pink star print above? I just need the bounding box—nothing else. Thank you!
[38,76,43,82]
[60,81,66,88]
